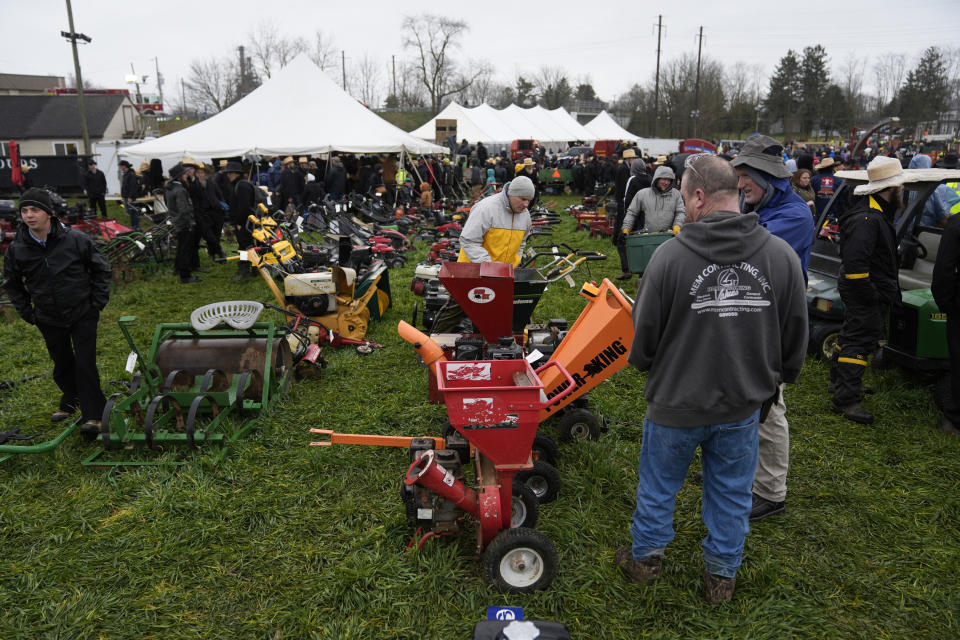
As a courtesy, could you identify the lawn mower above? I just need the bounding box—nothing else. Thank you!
[311,357,577,593]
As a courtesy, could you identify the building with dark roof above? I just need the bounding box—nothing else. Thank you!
[0,73,66,95]
[0,94,142,157]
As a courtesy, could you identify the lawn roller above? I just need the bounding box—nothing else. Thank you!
[402,252,634,442]
[82,301,293,468]
[311,357,576,593]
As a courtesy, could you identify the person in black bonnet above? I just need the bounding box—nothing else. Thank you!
[2,188,112,434]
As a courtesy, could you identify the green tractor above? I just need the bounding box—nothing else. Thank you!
[805,167,960,369]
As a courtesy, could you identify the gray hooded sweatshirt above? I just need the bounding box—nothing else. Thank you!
[628,210,808,427]
[622,165,686,233]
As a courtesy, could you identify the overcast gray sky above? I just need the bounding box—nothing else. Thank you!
[3,0,959,108]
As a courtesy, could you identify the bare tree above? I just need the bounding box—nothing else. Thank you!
[402,14,484,113]
[838,54,868,122]
[873,52,907,112]
[349,53,383,107]
[248,19,307,79]
[184,56,237,113]
[307,30,336,71]
[396,60,428,108]
[534,66,573,109]
[454,62,494,106]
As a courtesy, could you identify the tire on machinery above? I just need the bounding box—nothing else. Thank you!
[809,322,841,360]
[510,481,539,529]
[556,407,601,442]
[483,527,558,593]
[515,460,561,504]
[531,434,560,466]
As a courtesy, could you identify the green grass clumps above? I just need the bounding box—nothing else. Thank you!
[1,195,958,639]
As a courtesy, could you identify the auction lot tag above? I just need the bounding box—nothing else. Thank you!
[565,274,575,287]
[239,251,248,261]
[134,241,146,250]
[525,349,543,363]
[487,606,523,621]
[125,351,137,374]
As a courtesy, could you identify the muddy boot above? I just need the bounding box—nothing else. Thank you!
[231,261,253,281]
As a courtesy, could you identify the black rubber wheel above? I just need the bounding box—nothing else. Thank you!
[515,460,561,504]
[510,481,539,529]
[934,374,952,411]
[809,322,841,360]
[531,435,560,466]
[556,407,601,442]
[482,527,558,593]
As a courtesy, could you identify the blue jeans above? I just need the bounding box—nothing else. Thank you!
[124,200,141,231]
[630,411,759,578]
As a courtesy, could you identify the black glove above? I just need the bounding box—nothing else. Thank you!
[21,308,36,325]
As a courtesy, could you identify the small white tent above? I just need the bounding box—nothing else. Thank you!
[584,111,641,143]
[121,56,445,161]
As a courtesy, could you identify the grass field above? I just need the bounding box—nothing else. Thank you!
[1,194,958,639]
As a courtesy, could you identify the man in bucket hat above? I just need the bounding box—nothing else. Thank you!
[2,188,112,434]
[829,156,904,424]
[730,134,814,522]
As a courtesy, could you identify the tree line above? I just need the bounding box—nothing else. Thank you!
[181,16,960,142]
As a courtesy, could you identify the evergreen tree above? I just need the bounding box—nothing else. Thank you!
[800,45,830,136]
[764,50,802,137]
[515,76,536,107]
[896,47,949,128]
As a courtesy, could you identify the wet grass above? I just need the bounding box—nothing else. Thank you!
[1,196,957,639]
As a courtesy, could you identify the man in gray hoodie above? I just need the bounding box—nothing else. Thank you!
[621,165,686,236]
[615,155,807,604]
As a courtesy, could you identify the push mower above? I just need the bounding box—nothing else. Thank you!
[311,357,577,593]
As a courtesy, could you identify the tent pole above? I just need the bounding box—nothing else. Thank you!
[393,149,404,208]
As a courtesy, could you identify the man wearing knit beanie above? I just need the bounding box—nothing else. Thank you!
[3,188,112,434]
[429,177,534,332]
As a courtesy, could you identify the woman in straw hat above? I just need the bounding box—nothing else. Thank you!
[829,156,905,424]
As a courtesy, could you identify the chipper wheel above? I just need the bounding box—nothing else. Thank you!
[511,482,539,529]
[515,460,561,504]
[556,407,602,442]
[483,527,558,593]
[531,434,560,466]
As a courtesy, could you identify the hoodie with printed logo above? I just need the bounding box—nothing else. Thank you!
[627,210,808,427]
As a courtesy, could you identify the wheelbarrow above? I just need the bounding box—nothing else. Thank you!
[310,358,576,593]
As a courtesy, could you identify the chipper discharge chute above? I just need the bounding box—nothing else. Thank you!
[83,301,293,468]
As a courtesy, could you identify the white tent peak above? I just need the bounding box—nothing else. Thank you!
[121,55,445,160]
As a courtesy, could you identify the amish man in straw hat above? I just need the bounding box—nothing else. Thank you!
[830,156,904,424]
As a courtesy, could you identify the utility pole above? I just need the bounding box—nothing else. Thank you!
[129,63,144,106]
[654,15,663,137]
[392,55,397,98]
[61,0,91,155]
[694,26,704,138]
[342,50,347,91]
[154,57,164,107]
[180,78,186,118]
[238,46,246,99]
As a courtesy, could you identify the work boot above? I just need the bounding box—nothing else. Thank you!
[749,492,785,521]
[827,382,873,395]
[615,547,661,585]
[231,262,253,281]
[704,571,736,604]
[832,401,874,424]
[936,415,960,437]
[180,275,202,284]
[79,420,101,436]
[51,409,75,423]
[615,271,632,280]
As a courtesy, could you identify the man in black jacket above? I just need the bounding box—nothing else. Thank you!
[830,157,903,423]
[83,160,108,216]
[119,160,141,230]
[165,164,201,284]
[2,188,111,433]
[932,211,960,435]
[226,161,256,280]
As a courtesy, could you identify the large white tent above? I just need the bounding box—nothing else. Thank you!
[411,102,595,151]
[121,56,445,162]
[584,111,682,157]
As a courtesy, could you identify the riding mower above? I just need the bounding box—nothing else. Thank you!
[310,358,578,593]
[806,167,960,359]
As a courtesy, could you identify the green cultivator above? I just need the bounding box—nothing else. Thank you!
[83,301,293,468]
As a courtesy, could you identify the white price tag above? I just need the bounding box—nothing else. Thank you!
[526,247,535,257]
[239,250,248,261]
[134,241,145,250]
[295,215,304,232]
[565,274,575,287]
[124,351,137,374]
[166,219,173,226]
[525,349,543,363]
[335,204,342,213]
[552,246,558,254]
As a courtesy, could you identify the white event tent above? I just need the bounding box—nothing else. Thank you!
[411,102,595,151]
[121,56,446,164]
[584,111,682,157]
